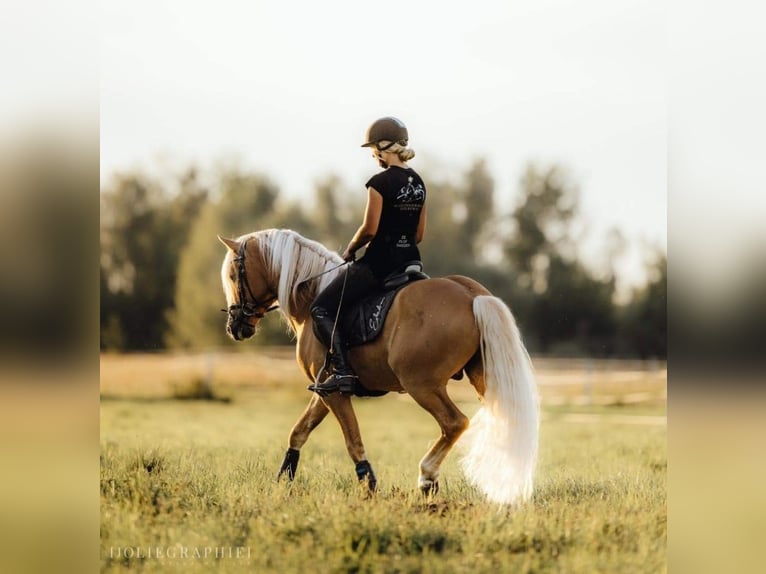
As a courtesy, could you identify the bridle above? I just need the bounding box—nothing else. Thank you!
[222,239,279,323]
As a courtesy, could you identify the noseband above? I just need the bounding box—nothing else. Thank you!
[222,239,279,322]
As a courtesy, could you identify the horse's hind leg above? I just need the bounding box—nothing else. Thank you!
[277,393,330,480]
[407,385,470,495]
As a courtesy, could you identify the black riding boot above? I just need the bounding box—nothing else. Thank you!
[308,307,358,396]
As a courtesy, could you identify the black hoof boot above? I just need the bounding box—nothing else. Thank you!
[419,479,440,497]
[355,460,378,493]
[277,448,300,481]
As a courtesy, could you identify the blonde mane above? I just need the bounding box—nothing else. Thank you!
[240,229,343,327]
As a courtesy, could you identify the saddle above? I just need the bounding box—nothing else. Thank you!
[341,261,429,348]
[312,261,429,349]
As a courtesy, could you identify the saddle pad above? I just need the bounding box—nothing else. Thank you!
[341,284,408,348]
[312,275,427,349]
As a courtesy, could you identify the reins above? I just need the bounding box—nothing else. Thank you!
[297,259,351,287]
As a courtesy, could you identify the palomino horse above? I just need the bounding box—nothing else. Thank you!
[219,229,539,504]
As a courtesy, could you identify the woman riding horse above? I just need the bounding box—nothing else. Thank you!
[218,121,539,504]
[309,116,427,396]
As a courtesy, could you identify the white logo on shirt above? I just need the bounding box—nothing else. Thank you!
[396,176,425,203]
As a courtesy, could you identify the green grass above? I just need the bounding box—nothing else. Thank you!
[100,386,666,573]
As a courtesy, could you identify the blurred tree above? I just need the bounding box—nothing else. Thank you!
[603,227,628,283]
[100,287,125,351]
[166,204,226,349]
[504,162,616,354]
[215,169,279,234]
[505,163,578,285]
[457,158,495,260]
[271,201,319,238]
[417,177,462,277]
[309,174,362,253]
[100,170,207,350]
[536,254,617,355]
[313,174,343,246]
[620,252,667,358]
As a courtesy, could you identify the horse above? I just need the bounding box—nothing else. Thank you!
[218,228,539,505]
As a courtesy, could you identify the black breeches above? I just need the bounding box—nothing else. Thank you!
[311,262,379,317]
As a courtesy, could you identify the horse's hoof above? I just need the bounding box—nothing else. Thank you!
[277,448,300,481]
[355,460,378,493]
[419,479,439,497]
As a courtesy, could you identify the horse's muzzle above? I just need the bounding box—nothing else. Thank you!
[227,319,255,341]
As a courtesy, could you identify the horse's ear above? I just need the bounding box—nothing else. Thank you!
[217,235,240,253]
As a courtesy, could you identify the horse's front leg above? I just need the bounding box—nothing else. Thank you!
[321,393,377,492]
[277,393,329,481]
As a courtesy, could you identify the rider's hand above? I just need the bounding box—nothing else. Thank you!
[342,248,356,262]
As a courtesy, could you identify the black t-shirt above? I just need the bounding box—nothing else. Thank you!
[358,165,426,278]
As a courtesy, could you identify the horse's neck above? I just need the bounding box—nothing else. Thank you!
[266,262,314,329]
[260,229,339,330]
[282,290,313,328]
[294,317,327,382]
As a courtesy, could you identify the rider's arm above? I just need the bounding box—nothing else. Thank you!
[343,187,382,260]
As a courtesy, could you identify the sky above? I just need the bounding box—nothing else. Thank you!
[101,0,667,294]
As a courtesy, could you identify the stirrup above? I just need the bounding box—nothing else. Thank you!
[307,372,358,397]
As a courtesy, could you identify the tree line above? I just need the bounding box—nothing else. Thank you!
[100,159,666,358]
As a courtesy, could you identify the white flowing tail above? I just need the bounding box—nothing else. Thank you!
[460,295,540,505]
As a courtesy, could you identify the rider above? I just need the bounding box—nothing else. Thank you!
[309,116,428,395]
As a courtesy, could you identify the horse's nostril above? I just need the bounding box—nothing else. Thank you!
[226,322,240,341]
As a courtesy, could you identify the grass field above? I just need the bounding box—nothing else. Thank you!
[100,350,666,573]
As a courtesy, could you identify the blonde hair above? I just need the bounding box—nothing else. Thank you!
[378,141,416,162]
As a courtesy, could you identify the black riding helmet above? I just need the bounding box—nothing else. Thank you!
[361,117,408,150]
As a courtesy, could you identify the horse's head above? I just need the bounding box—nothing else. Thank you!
[219,235,278,341]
